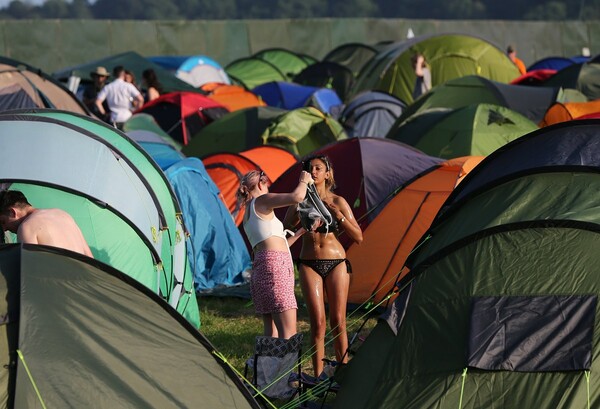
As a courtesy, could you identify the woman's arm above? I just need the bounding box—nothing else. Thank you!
[286,227,306,247]
[328,196,363,245]
[255,171,312,214]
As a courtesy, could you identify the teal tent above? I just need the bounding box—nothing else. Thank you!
[0,110,199,327]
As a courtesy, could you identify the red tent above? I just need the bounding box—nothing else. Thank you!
[136,92,229,145]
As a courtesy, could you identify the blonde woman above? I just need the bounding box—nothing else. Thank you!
[237,169,313,339]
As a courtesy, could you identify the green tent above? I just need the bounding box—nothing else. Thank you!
[260,106,348,157]
[123,113,182,150]
[0,110,199,328]
[0,244,259,408]
[254,48,313,81]
[182,106,286,158]
[396,75,563,124]
[53,51,197,93]
[323,42,378,77]
[387,103,538,158]
[335,120,600,409]
[350,34,521,105]
[543,62,600,101]
[225,57,287,90]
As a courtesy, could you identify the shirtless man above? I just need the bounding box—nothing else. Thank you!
[0,190,94,258]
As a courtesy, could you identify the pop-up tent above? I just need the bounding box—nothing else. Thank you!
[183,106,287,158]
[201,82,266,112]
[294,61,355,102]
[542,61,600,101]
[338,91,406,138]
[0,110,199,327]
[136,91,229,145]
[165,158,252,295]
[0,244,259,408]
[259,107,347,156]
[253,81,342,114]
[253,48,314,81]
[323,42,378,77]
[335,119,600,409]
[397,75,561,124]
[350,34,520,105]
[345,156,483,306]
[202,152,262,226]
[387,103,538,158]
[225,57,287,90]
[53,51,197,93]
[0,56,89,115]
[271,137,443,250]
[540,99,600,127]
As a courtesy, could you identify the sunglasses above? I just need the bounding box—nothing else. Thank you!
[302,156,330,172]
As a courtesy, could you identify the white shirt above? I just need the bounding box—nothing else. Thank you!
[96,78,141,123]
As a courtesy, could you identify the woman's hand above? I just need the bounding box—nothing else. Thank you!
[299,170,313,185]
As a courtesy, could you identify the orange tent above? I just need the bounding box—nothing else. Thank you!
[540,99,600,127]
[202,152,261,226]
[346,156,484,306]
[240,145,297,184]
[201,82,266,112]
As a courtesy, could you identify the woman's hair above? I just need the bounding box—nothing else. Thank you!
[236,170,269,207]
[142,68,164,95]
[303,155,336,190]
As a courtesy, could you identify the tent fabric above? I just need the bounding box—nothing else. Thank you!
[201,82,266,112]
[397,75,560,124]
[323,42,378,76]
[293,61,355,102]
[122,113,182,149]
[335,222,600,409]
[272,137,443,250]
[0,56,89,115]
[259,106,347,156]
[253,81,320,110]
[183,106,287,158]
[202,152,261,226]
[542,62,600,101]
[0,84,38,110]
[53,51,197,93]
[239,145,297,183]
[254,48,312,82]
[387,103,538,159]
[540,99,600,127]
[3,109,199,327]
[136,91,230,145]
[338,91,406,138]
[468,295,595,372]
[165,158,251,294]
[0,244,259,409]
[510,68,558,85]
[225,57,287,90]
[175,55,230,87]
[350,34,521,105]
[345,156,483,305]
[527,56,589,71]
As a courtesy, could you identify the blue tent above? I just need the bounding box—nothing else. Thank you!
[165,158,251,295]
[127,129,184,170]
[528,55,590,71]
[252,81,342,113]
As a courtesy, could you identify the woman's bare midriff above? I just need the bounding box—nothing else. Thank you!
[300,231,345,259]
[253,236,289,253]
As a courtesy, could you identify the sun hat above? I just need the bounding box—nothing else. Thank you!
[90,66,110,77]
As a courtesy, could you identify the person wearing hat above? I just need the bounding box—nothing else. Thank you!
[83,66,110,121]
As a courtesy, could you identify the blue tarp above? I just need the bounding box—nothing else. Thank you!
[165,158,251,295]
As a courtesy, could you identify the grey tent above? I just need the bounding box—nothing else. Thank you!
[0,243,259,408]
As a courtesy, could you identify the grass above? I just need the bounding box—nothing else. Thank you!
[197,281,380,408]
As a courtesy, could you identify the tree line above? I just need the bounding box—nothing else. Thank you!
[1,0,598,20]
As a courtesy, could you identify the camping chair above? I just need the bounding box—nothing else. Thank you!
[244,333,304,403]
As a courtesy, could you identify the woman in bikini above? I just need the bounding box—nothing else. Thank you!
[237,169,313,339]
[284,155,363,377]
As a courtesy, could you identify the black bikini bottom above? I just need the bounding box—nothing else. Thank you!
[297,258,352,279]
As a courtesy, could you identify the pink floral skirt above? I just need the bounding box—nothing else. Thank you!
[251,250,297,314]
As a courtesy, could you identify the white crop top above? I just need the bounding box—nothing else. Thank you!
[243,199,288,248]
